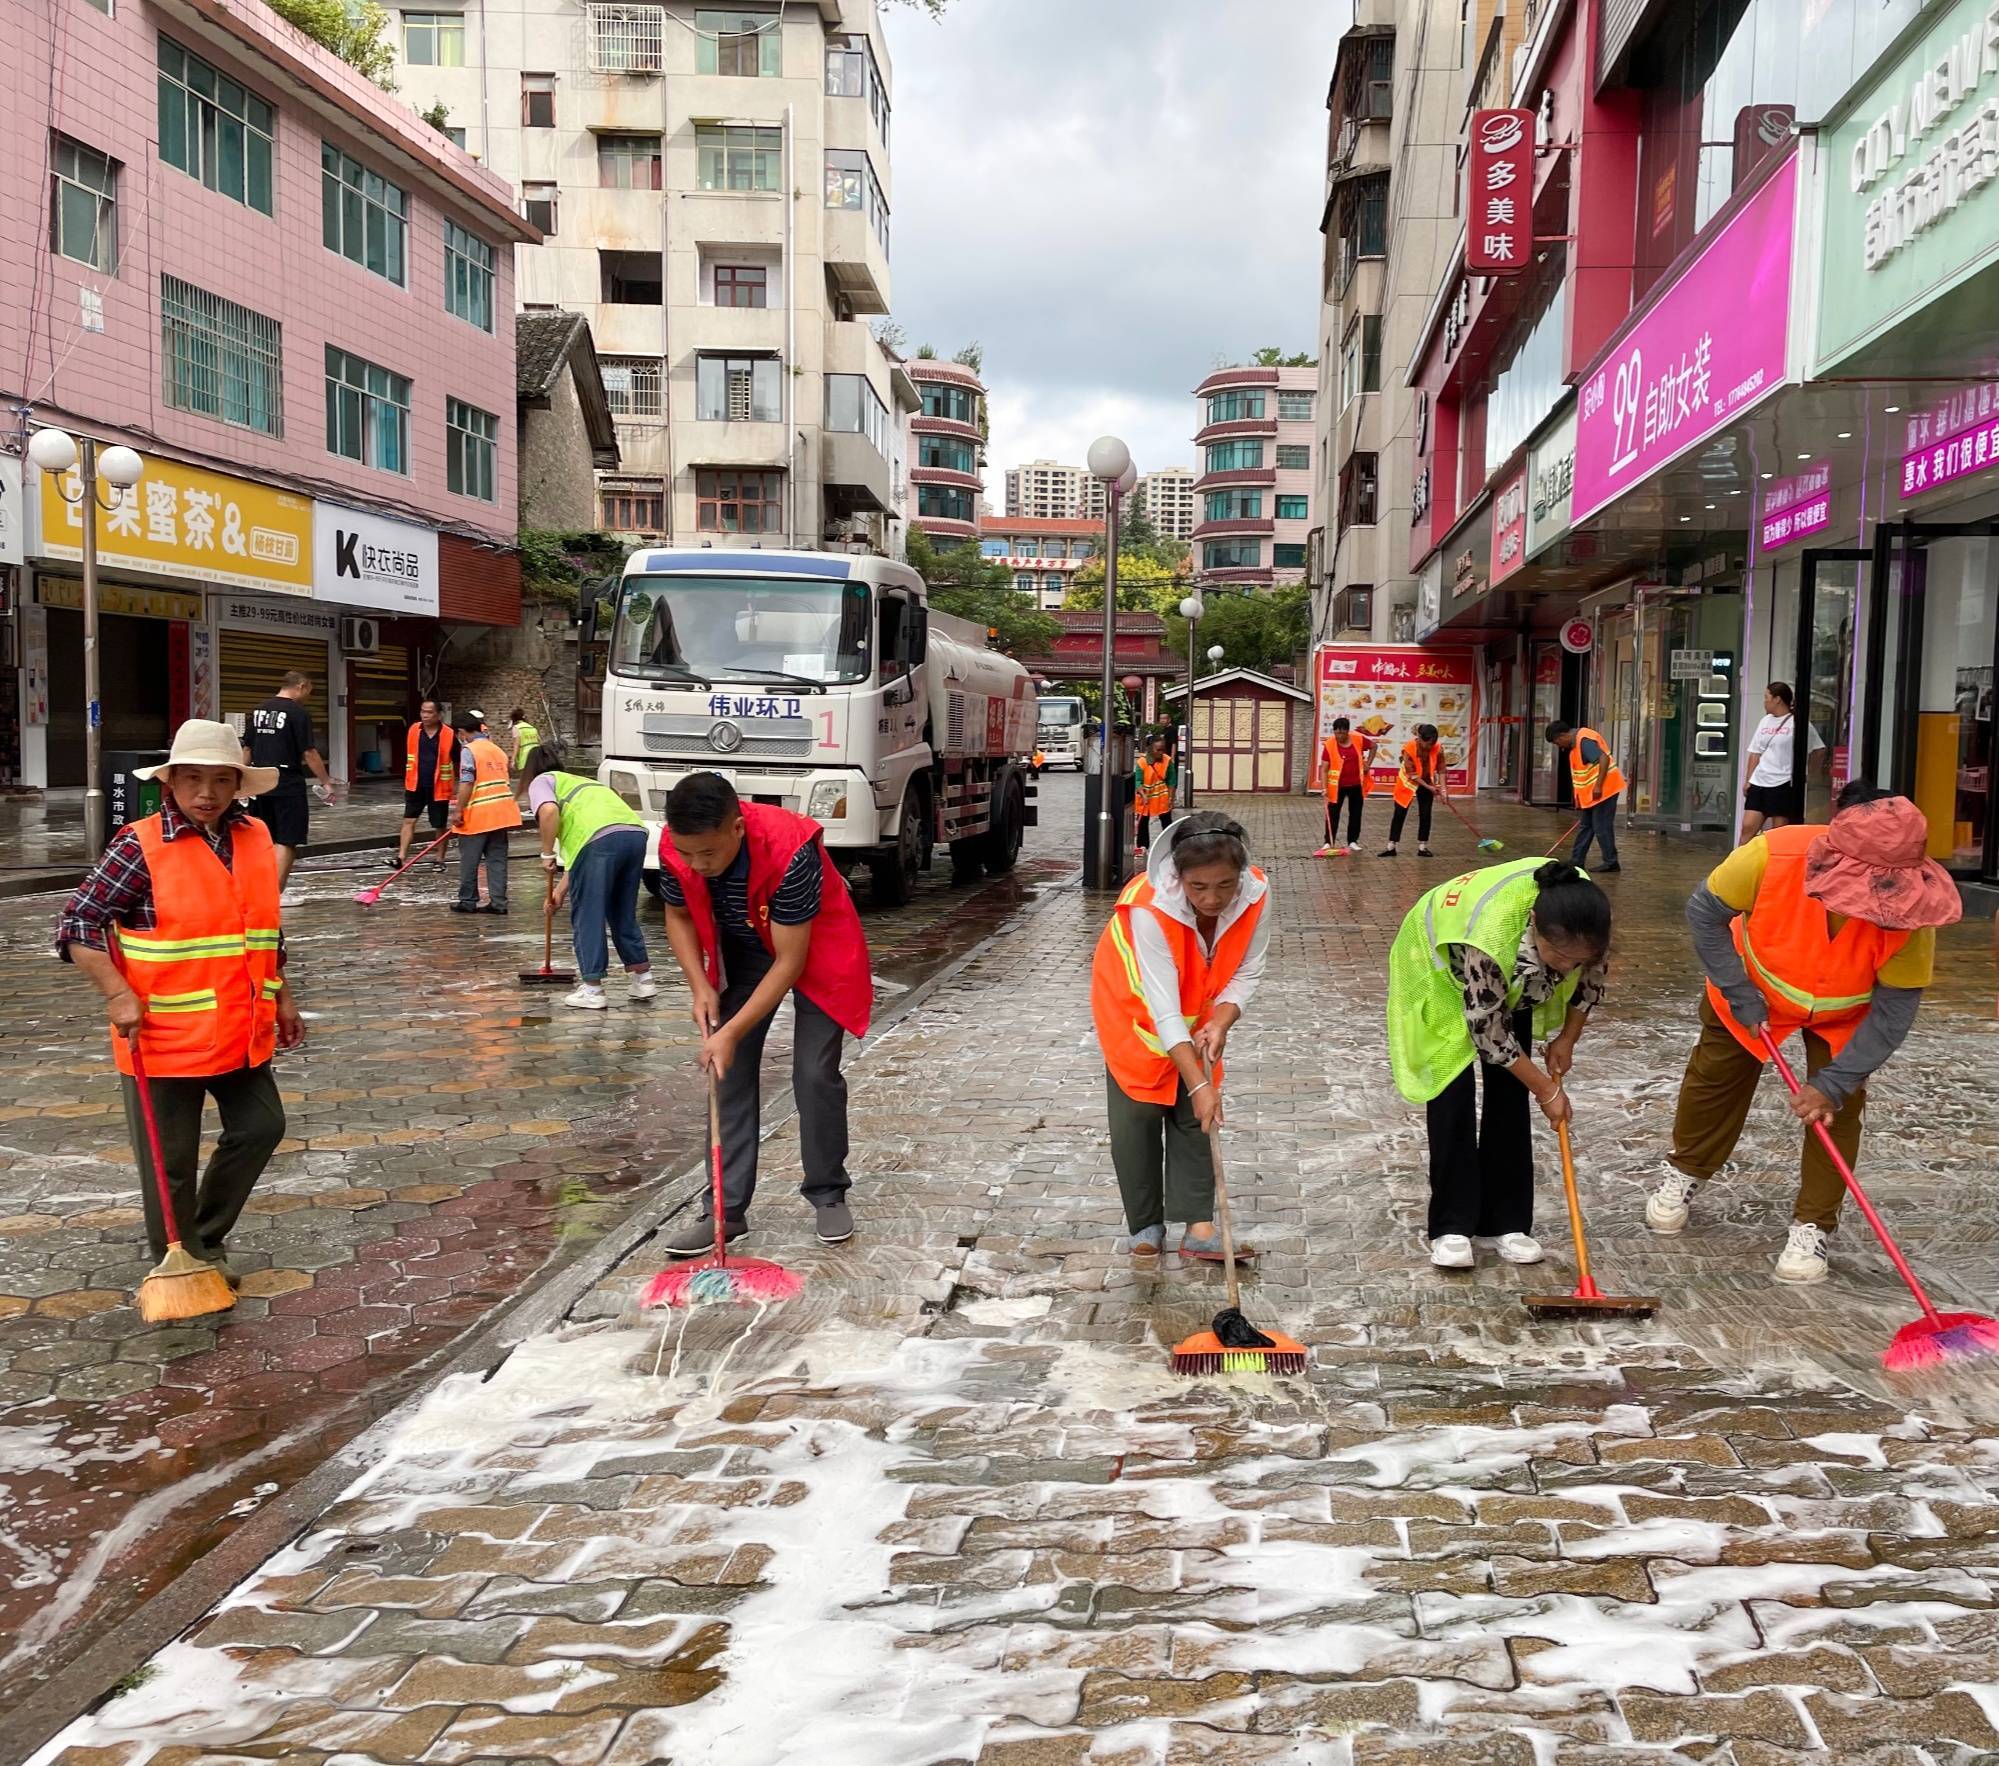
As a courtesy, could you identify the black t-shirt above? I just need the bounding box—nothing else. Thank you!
[413,726,454,795]
[247,698,314,788]
[658,841,823,968]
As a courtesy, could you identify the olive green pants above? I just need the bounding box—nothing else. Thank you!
[1668,993,1865,1232]
[1106,1069,1215,1231]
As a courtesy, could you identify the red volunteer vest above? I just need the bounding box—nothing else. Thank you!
[657,801,873,1037]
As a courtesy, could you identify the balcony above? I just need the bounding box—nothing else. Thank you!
[910,412,980,444]
[1190,516,1275,540]
[910,463,982,493]
[1192,415,1279,449]
[824,207,889,316]
[913,513,978,541]
[822,432,895,513]
[690,305,785,353]
[1194,366,1280,397]
[1197,565,1276,588]
[1193,465,1276,493]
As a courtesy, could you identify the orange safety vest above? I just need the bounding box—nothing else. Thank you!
[113,814,282,1078]
[1705,823,1911,1060]
[1568,727,1627,808]
[1324,734,1372,800]
[1090,872,1267,1104]
[1134,756,1172,817]
[1393,740,1443,808]
[404,722,453,797]
[459,737,523,833]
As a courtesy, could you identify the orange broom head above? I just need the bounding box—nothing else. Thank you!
[1169,1327,1307,1376]
[1883,1311,1999,1371]
[137,1245,236,1323]
[642,1255,803,1311]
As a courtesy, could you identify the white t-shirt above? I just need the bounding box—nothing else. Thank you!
[1747,711,1824,787]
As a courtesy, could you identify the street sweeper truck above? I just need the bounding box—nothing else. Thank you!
[595,546,1038,906]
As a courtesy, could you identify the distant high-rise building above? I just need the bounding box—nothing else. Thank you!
[909,358,988,545]
[1004,458,1092,520]
[1192,364,1317,589]
[1133,468,1197,540]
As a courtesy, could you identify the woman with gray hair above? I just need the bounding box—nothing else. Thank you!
[1089,812,1271,1258]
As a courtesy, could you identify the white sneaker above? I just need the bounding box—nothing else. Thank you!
[1346,843,1365,856]
[1314,844,1336,857]
[1429,1233,1475,1269]
[1645,1166,1702,1235]
[563,983,608,1011]
[627,973,658,1002]
[1497,1232,1544,1265]
[1774,1221,1831,1284]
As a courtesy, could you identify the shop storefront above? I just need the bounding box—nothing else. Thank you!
[212,595,341,768]
[313,501,441,778]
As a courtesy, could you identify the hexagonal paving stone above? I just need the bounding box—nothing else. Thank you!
[237,1268,314,1299]
[55,1361,162,1400]
[33,1289,131,1320]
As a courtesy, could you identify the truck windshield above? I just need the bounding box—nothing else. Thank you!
[610,573,872,686]
[1038,699,1084,728]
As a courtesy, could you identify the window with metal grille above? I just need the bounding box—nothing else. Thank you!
[588,5,662,72]
[321,143,407,285]
[325,344,410,472]
[444,222,493,330]
[1276,443,1311,470]
[1337,452,1379,536]
[158,37,274,215]
[161,275,282,434]
[521,73,555,127]
[696,354,779,422]
[51,136,117,273]
[1333,584,1374,630]
[696,125,781,192]
[597,134,662,190]
[697,8,778,76]
[446,398,497,501]
[402,12,464,66]
[1333,31,1393,134]
[600,480,665,532]
[697,470,783,533]
[713,264,767,307]
[1335,173,1389,295]
[601,357,663,417]
[523,183,557,235]
[1278,391,1314,420]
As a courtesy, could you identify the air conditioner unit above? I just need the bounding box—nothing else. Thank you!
[340,616,379,654]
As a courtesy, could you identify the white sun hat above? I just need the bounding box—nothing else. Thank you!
[133,718,279,797]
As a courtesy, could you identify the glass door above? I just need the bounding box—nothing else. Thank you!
[1795,550,1865,825]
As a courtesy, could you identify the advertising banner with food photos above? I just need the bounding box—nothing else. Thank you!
[1311,645,1479,793]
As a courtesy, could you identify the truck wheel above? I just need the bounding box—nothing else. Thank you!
[983,775,1026,876]
[869,786,926,907]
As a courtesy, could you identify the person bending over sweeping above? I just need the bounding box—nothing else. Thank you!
[523,743,655,1012]
[1645,783,1959,1284]
[56,719,304,1289]
[1388,858,1610,1271]
[656,772,872,1255]
[1380,724,1447,858]
[1091,813,1270,1259]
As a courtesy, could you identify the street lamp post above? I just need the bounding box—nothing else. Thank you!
[28,428,145,862]
[1177,594,1203,810]
[1086,435,1132,887]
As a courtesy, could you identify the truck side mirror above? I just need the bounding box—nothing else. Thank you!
[909,605,928,666]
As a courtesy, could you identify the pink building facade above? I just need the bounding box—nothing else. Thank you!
[1190,364,1316,591]
[0,0,534,790]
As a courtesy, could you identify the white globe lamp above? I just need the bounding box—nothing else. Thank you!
[27,428,78,474]
[99,446,145,488]
[1085,435,1131,482]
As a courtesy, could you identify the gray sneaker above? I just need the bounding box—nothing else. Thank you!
[813,1199,855,1246]
[664,1216,746,1259]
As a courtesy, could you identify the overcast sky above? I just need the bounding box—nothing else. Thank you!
[884,0,1343,496]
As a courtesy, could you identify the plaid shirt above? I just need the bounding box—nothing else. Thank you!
[56,802,284,969]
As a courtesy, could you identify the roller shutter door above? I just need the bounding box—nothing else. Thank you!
[349,642,412,776]
[219,629,332,721]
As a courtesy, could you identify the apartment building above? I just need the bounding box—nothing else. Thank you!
[1190,364,1316,590]
[2,0,531,791]
[1132,466,1196,541]
[391,0,914,551]
[1002,457,1115,523]
[978,514,1098,609]
[908,356,987,545]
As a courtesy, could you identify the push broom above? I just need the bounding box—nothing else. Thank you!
[1763,1028,1999,1370]
[1439,792,1504,853]
[518,886,577,987]
[1170,1097,1305,1375]
[642,1066,802,1309]
[353,829,451,905]
[127,1038,235,1324]
[1522,1091,1658,1321]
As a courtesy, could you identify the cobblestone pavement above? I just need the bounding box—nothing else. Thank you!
[0,776,1082,1726]
[27,792,1999,1765]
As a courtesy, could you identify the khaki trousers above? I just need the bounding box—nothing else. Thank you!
[1668,993,1865,1232]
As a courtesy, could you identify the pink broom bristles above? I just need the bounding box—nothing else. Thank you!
[1883,1312,1999,1372]
[642,1256,802,1310]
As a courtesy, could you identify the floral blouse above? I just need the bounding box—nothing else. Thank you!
[1443,925,1607,1066]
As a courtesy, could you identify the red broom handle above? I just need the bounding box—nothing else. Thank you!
[124,1037,188,1254]
[1760,1027,1944,1327]
[377,828,453,892]
[706,1063,728,1266]
[1440,792,1483,840]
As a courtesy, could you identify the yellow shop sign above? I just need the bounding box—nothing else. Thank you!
[37,578,203,622]
[36,454,314,598]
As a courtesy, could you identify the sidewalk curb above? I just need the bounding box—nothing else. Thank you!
[8,865,1082,1762]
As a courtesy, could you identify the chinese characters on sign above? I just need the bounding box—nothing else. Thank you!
[1490,473,1528,583]
[1313,645,1478,792]
[1758,463,1833,549]
[1573,153,1798,523]
[1900,382,1999,499]
[705,694,804,720]
[1467,109,1535,275]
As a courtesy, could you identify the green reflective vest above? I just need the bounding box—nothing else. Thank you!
[513,720,541,769]
[1386,857,1586,1104]
[547,771,642,870]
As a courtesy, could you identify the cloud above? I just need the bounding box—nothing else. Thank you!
[884,0,1339,493]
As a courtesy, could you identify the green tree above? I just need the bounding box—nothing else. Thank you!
[420,100,451,133]
[1064,554,1183,615]
[952,341,984,374]
[1250,345,1319,367]
[269,0,398,86]
[915,343,938,358]
[906,529,1058,657]
[1174,582,1311,675]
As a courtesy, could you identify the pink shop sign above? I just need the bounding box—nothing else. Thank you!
[1758,463,1831,551]
[1900,386,1999,500]
[1573,154,1799,525]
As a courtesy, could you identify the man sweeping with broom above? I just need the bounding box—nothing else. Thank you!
[56,719,303,1319]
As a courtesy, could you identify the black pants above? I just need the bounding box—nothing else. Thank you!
[1136,809,1174,849]
[122,1063,286,1260]
[712,949,850,1220]
[1388,791,1434,846]
[1425,1009,1534,1240]
[1326,788,1364,846]
[1572,796,1621,868]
